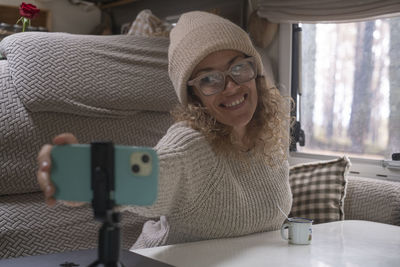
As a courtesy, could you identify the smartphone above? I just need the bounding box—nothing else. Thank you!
[51,144,158,206]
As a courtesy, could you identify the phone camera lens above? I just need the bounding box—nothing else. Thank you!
[142,154,150,163]
[131,164,140,174]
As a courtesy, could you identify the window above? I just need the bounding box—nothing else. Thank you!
[296,18,400,161]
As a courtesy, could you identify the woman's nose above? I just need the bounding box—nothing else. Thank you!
[223,76,240,94]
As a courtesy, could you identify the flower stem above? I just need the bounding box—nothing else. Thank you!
[22,18,30,32]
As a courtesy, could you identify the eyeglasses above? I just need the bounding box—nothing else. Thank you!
[187,57,257,96]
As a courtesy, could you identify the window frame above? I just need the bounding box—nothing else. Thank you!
[278,23,400,181]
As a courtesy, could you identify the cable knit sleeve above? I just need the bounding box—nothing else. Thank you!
[121,122,217,217]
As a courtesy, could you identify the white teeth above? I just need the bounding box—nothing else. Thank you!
[225,96,245,107]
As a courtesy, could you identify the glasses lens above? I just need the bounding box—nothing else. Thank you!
[189,58,257,96]
[198,72,225,95]
[230,59,256,83]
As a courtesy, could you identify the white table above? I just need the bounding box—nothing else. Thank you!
[133,220,400,267]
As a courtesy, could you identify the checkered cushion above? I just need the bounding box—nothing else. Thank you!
[289,157,351,224]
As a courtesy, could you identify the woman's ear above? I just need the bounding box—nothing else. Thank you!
[248,10,278,48]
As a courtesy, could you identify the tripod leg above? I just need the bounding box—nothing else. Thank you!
[89,212,124,267]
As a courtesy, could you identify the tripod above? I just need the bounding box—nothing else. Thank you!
[88,142,124,267]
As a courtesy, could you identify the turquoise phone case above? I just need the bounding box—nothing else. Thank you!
[51,144,158,206]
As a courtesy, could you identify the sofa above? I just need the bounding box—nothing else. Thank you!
[0,32,399,259]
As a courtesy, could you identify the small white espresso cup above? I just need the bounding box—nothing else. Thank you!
[280,217,313,245]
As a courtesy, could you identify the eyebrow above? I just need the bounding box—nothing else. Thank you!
[192,55,244,78]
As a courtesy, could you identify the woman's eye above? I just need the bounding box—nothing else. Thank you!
[231,63,249,76]
[200,74,219,84]
[200,76,212,83]
[232,64,244,73]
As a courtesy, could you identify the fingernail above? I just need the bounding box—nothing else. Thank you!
[41,161,49,169]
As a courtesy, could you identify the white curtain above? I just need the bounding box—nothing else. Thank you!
[256,0,400,23]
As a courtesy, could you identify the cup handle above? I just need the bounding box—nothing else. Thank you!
[281,223,289,240]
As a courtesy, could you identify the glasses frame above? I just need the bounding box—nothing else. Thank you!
[187,57,257,96]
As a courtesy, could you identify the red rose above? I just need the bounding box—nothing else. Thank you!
[19,2,40,20]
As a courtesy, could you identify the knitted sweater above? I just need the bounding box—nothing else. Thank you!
[129,122,292,248]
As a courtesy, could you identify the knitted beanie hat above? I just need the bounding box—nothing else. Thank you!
[168,11,264,105]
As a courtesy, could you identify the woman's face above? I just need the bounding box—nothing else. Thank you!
[190,50,258,132]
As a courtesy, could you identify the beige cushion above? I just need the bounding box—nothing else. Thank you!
[0,192,149,259]
[345,176,400,226]
[127,9,172,37]
[0,32,177,117]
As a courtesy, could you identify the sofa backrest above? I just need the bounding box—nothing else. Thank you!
[0,33,177,195]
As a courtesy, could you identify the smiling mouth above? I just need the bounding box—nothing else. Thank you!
[221,94,247,108]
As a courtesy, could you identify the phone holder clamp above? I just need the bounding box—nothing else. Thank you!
[88,142,124,267]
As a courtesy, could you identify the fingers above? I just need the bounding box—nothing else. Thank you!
[46,197,57,207]
[37,133,79,207]
[37,144,52,172]
[37,167,57,207]
[60,201,87,207]
[37,163,56,206]
[37,144,54,198]
[37,168,52,194]
[52,133,79,145]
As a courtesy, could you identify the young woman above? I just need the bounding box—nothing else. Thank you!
[36,11,292,249]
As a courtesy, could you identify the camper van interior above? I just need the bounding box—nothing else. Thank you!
[0,0,399,266]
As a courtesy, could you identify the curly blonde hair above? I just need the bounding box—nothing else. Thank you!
[171,76,291,165]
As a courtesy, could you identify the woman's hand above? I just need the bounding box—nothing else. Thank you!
[36,133,79,206]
